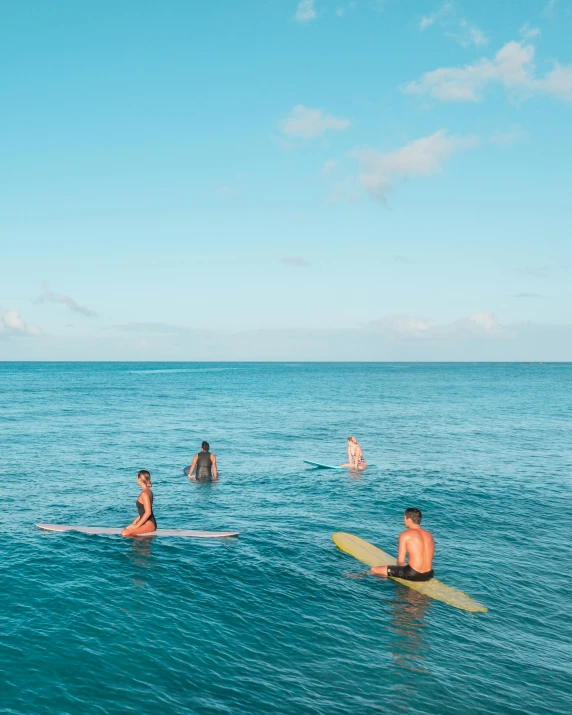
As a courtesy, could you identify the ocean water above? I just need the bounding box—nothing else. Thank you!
[1,362,571,715]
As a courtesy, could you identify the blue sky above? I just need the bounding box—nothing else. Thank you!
[1,0,571,360]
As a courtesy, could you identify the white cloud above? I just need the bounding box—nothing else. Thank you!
[419,16,436,31]
[335,1,356,17]
[281,256,310,267]
[0,308,42,337]
[464,23,488,47]
[281,105,350,139]
[36,281,98,317]
[517,265,549,278]
[4,316,572,361]
[419,2,488,47]
[541,0,558,19]
[109,323,187,334]
[295,0,316,23]
[489,125,529,146]
[470,312,498,332]
[350,129,477,201]
[403,40,572,102]
[419,1,453,30]
[519,23,541,40]
[369,311,509,341]
[539,63,572,100]
[326,175,359,204]
[372,315,437,339]
[321,159,339,174]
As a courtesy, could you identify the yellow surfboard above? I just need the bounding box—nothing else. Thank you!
[332,532,487,613]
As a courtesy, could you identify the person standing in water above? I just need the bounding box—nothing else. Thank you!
[188,441,218,481]
[342,435,367,471]
[370,508,434,582]
[121,470,157,537]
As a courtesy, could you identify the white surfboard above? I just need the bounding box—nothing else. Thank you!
[304,460,374,470]
[36,523,239,538]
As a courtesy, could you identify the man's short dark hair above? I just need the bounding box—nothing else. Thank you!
[404,508,422,524]
[202,441,210,451]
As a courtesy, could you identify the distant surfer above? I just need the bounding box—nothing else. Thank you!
[121,470,157,537]
[370,508,434,582]
[188,441,218,481]
[341,435,367,471]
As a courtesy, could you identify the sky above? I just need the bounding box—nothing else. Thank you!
[1,0,571,360]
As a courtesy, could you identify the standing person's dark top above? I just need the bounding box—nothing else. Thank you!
[196,451,212,478]
[188,441,218,481]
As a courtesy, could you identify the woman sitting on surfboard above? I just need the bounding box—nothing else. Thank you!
[121,470,157,537]
[341,436,367,471]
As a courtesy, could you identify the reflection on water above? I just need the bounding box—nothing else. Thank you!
[385,586,432,713]
[389,586,431,672]
[127,536,154,571]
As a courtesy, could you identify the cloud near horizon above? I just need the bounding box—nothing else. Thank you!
[369,311,513,341]
[403,40,572,102]
[281,105,350,139]
[108,322,188,334]
[393,255,415,264]
[351,129,477,201]
[36,281,98,317]
[5,314,570,362]
[0,308,42,338]
[281,256,310,267]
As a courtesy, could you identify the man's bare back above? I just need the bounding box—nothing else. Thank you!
[370,508,435,582]
[399,525,434,573]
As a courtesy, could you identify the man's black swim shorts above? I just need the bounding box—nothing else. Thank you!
[386,565,434,582]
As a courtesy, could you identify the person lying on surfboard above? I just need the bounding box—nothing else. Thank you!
[340,435,367,471]
[121,470,157,537]
[370,508,434,582]
[187,441,218,481]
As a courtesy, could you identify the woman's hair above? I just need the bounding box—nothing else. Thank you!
[201,441,210,451]
[137,470,152,488]
[348,436,357,444]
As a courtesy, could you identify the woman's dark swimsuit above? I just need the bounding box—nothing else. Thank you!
[136,495,157,528]
[386,565,434,582]
[195,451,213,480]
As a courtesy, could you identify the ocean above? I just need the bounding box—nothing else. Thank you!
[1,362,571,714]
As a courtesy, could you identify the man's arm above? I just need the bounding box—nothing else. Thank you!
[188,454,198,478]
[396,532,407,567]
[211,454,218,481]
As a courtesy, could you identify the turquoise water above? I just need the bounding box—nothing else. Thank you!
[2,362,571,714]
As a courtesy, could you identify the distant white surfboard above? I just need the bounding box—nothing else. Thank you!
[303,460,373,470]
[36,523,239,538]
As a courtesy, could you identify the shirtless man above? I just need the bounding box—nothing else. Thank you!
[370,508,435,582]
